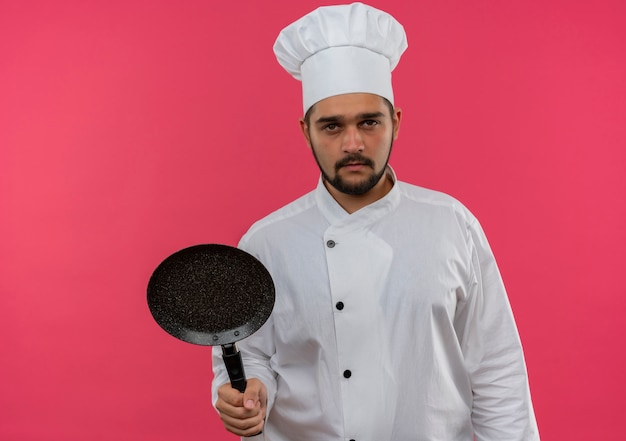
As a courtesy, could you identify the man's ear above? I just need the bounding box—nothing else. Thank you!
[392,107,402,141]
[299,118,312,148]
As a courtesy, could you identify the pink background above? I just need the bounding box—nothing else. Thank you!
[2,0,625,439]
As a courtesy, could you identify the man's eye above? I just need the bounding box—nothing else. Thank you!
[362,120,378,127]
[323,123,338,131]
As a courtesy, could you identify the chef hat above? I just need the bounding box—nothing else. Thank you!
[273,2,408,114]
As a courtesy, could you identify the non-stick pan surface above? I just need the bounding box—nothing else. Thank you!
[147,244,275,347]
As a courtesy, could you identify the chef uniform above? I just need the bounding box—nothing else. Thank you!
[212,3,540,441]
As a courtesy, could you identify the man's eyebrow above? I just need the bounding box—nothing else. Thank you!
[359,111,386,119]
[315,115,343,125]
[314,111,386,125]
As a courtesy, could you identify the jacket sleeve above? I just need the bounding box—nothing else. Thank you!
[454,216,540,441]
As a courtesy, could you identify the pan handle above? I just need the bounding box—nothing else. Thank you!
[221,343,264,436]
[221,343,247,393]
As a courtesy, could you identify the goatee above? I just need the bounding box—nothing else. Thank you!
[312,142,393,196]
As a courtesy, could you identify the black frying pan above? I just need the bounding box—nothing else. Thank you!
[147,244,275,392]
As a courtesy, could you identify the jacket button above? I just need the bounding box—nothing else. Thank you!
[343,369,352,378]
[335,301,344,310]
[326,240,335,248]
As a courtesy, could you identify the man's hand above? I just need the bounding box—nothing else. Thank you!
[215,378,267,437]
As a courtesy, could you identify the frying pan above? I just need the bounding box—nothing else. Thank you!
[147,244,275,393]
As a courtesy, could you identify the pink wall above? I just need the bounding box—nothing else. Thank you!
[1,1,625,439]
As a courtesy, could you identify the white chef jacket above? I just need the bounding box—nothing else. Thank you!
[212,168,539,441]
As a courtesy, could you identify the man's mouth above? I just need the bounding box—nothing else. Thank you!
[343,162,366,171]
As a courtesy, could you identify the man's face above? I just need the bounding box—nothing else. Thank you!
[300,93,401,196]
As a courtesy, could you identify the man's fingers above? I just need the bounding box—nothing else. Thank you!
[219,402,264,437]
[244,399,256,409]
[216,379,267,436]
[242,378,265,409]
[221,412,264,436]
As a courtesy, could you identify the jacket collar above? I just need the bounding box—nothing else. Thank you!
[315,165,401,229]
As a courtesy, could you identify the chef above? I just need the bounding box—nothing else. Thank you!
[212,3,540,440]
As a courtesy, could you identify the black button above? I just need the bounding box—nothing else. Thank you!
[335,301,344,310]
[343,370,352,378]
[326,240,335,248]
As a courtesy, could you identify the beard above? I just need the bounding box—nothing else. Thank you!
[311,140,393,196]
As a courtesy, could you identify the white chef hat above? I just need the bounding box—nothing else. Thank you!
[273,2,408,114]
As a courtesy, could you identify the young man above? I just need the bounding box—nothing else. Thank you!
[212,3,540,440]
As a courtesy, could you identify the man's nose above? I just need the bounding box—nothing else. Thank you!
[342,126,364,153]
